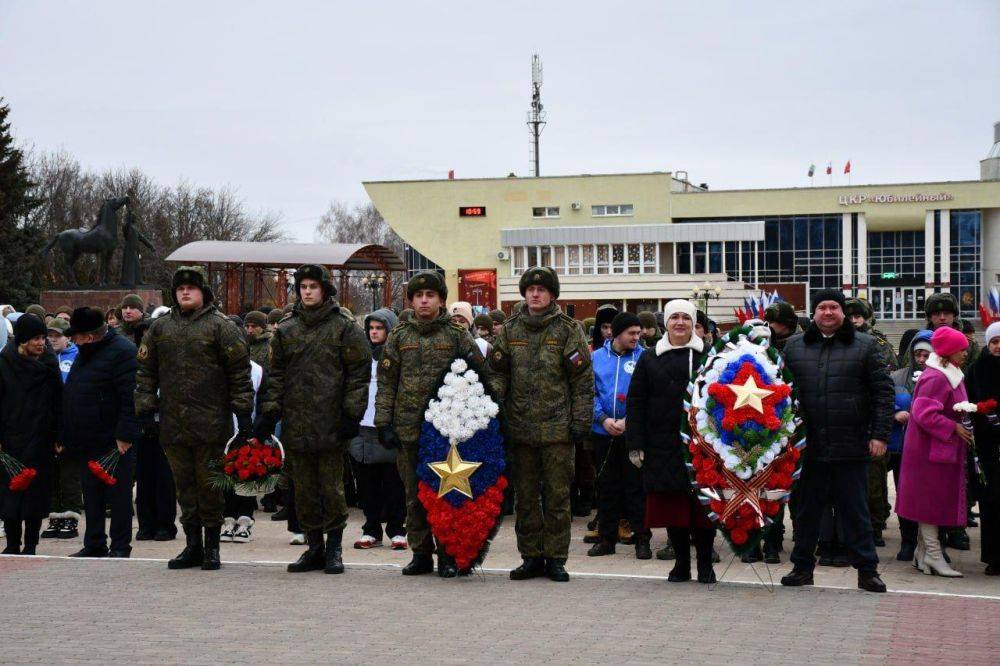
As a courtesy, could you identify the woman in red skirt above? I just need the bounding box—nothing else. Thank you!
[626,299,715,582]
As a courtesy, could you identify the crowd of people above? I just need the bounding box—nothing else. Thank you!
[1,267,999,593]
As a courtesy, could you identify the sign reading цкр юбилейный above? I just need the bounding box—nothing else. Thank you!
[838,192,954,206]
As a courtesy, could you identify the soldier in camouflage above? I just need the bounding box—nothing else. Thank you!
[257,265,371,574]
[375,270,488,578]
[845,298,899,371]
[490,267,594,583]
[243,310,272,373]
[135,266,254,571]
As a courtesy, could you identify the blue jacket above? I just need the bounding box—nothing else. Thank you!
[591,339,643,435]
[57,343,78,383]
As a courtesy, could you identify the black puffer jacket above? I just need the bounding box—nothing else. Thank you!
[783,321,894,462]
[626,339,704,494]
[61,329,142,457]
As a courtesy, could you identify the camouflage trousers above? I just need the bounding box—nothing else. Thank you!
[285,449,348,533]
[397,441,434,555]
[509,443,575,560]
[50,453,83,516]
[163,442,225,528]
[867,455,890,532]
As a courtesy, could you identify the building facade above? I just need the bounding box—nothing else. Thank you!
[365,134,1000,322]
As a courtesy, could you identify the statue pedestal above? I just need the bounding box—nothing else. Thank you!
[41,288,164,314]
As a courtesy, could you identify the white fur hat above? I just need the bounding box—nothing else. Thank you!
[663,298,697,322]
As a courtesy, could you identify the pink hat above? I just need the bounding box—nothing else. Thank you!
[930,326,968,357]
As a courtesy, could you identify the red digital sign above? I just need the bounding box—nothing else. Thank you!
[459,206,486,217]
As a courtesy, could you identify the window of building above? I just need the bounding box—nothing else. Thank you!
[539,246,552,269]
[532,206,560,218]
[591,204,634,217]
[596,245,609,274]
[553,246,566,274]
[610,244,625,274]
[582,245,595,273]
[950,209,982,317]
[511,246,527,275]
[567,245,581,275]
[404,244,444,279]
[677,243,691,274]
[693,242,707,274]
[868,230,925,282]
[642,243,657,273]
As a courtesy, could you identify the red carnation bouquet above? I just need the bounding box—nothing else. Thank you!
[0,451,38,492]
[210,436,284,497]
[88,449,122,486]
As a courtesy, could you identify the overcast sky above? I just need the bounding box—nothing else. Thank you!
[2,1,998,240]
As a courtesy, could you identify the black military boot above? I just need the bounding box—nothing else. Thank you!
[324,529,344,574]
[437,553,459,578]
[587,538,616,557]
[201,525,221,570]
[666,528,691,582]
[694,529,717,584]
[762,541,781,564]
[780,569,814,586]
[167,523,203,569]
[545,558,570,582]
[401,553,435,576]
[947,529,971,551]
[288,530,325,573]
[858,570,887,593]
[895,540,916,562]
[509,556,546,580]
[2,520,22,554]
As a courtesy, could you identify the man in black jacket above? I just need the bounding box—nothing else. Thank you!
[780,290,894,593]
[61,308,142,558]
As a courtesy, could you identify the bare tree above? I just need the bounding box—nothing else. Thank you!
[315,201,406,310]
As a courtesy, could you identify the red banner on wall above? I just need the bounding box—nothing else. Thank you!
[458,269,497,310]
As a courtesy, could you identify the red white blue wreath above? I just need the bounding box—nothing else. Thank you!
[417,358,507,572]
[682,320,805,554]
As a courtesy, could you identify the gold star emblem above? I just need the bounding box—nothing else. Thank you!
[726,375,774,413]
[428,443,482,499]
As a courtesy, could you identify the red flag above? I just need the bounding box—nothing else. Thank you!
[844,160,851,174]
[825,162,832,175]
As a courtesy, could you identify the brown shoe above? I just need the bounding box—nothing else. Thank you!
[617,519,635,545]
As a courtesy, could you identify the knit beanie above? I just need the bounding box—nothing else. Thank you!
[448,301,474,327]
[14,312,46,345]
[473,313,494,329]
[637,311,657,330]
[244,310,267,328]
[811,289,846,313]
[121,294,145,311]
[985,321,1000,347]
[25,304,47,320]
[489,309,506,324]
[663,298,696,322]
[611,312,641,339]
[931,325,969,357]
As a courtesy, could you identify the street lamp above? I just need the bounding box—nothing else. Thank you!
[691,280,722,317]
[362,273,386,312]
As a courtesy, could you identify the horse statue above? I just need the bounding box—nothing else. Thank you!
[40,196,129,287]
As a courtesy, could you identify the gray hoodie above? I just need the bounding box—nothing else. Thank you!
[351,308,400,464]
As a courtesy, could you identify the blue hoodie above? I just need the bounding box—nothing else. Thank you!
[57,343,79,383]
[591,338,643,435]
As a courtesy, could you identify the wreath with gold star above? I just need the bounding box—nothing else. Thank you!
[683,321,805,554]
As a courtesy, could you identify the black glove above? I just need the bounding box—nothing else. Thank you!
[377,426,401,450]
[139,416,159,440]
[337,418,361,441]
[254,414,277,443]
[235,413,255,443]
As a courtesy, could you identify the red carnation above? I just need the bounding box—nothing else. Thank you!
[709,500,725,515]
[730,528,749,545]
[224,463,235,475]
[237,468,251,480]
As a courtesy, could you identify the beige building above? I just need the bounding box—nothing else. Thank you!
[365,125,1000,323]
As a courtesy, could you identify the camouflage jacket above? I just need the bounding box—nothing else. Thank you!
[864,325,899,372]
[376,310,487,443]
[260,301,370,453]
[135,304,254,448]
[248,331,272,373]
[489,302,594,447]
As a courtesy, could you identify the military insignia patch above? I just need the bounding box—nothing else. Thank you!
[533,273,541,282]
[567,350,583,368]
[381,358,391,369]
[137,344,149,360]
[493,351,502,361]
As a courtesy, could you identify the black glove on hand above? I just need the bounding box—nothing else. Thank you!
[337,419,361,441]
[377,426,401,450]
[254,415,277,443]
[236,413,255,443]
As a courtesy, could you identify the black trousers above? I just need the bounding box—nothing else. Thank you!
[351,459,405,540]
[81,447,136,553]
[135,431,177,535]
[887,453,918,546]
[791,459,879,574]
[223,491,257,519]
[593,435,648,540]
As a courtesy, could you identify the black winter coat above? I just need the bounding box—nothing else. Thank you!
[626,342,704,494]
[0,341,62,521]
[783,321,894,462]
[61,329,142,457]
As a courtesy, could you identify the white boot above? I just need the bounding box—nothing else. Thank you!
[913,531,928,574]
[919,523,962,577]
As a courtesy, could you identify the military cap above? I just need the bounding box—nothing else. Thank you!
[121,293,145,311]
[489,309,506,324]
[54,304,73,316]
[244,310,267,328]
[518,266,560,298]
[267,309,284,325]
[294,264,336,299]
[637,311,658,330]
[763,301,799,330]
[25,304,47,320]
[46,317,70,335]
[844,298,874,320]
[172,265,214,304]
[406,271,447,300]
[473,313,494,329]
[925,292,959,318]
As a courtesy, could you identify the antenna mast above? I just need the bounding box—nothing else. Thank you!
[527,54,546,177]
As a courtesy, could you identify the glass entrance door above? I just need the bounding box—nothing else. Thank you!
[899,287,925,320]
[871,287,896,320]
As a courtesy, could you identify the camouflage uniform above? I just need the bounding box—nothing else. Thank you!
[490,296,594,562]
[375,310,487,555]
[247,330,272,372]
[135,272,254,530]
[260,300,370,533]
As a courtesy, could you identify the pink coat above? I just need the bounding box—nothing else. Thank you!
[894,362,968,526]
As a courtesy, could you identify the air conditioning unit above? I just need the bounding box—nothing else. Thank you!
[497,249,511,261]
[571,202,581,211]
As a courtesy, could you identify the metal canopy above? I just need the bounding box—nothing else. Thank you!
[166,241,405,271]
